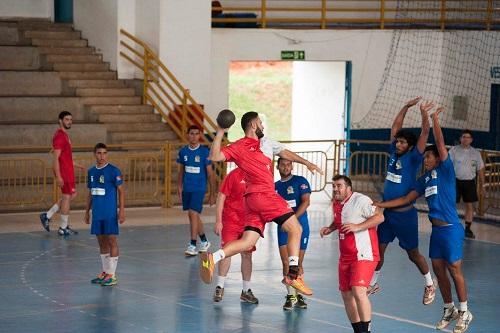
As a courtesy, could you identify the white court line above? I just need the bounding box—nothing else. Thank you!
[309,318,351,330]
[309,297,453,332]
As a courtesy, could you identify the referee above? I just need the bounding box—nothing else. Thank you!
[449,130,485,239]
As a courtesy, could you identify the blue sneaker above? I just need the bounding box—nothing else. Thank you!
[39,213,50,232]
[101,274,118,286]
[58,226,79,236]
[91,272,107,284]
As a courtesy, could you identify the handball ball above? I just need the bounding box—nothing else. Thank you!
[216,109,236,129]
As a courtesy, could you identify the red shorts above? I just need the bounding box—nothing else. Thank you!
[338,259,378,292]
[61,180,76,195]
[221,219,256,252]
[244,192,293,237]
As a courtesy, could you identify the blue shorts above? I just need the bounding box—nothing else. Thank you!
[377,208,418,250]
[430,223,464,264]
[182,191,205,213]
[91,219,119,235]
[277,218,310,250]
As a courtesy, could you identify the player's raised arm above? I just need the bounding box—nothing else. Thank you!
[374,190,420,209]
[209,128,227,162]
[277,149,324,175]
[416,101,434,153]
[431,107,448,161]
[391,97,421,139]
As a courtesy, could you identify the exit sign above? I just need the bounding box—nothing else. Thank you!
[491,66,500,79]
[281,50,305,60]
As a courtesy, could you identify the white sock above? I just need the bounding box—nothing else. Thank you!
[108,257,118,276]
[458,301,468,312]
[100,253,110,273]
[242,280,251,292]
[212,249,226,265]
[286,284,297,295]
[424,272,434,286]
[46,204,59,219]
[370,270,380,286]
[216,275,226,288]
[288,256,299,267]
[60,214,69,229]
[444,302,455,309]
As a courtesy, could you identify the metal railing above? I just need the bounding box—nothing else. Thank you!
[1,141,499,219]
[212,0,500,30]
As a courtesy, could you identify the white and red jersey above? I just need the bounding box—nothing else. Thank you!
[333,192,379,262]
[221,137,274,194]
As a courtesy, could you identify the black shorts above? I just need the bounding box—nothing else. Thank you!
[456,178,478,203]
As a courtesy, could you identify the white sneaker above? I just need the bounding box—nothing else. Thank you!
[185,244,197,256]
[423,281,437,305]
[453,310,473,333]
[198,241,210,253]
[436,306,459,330]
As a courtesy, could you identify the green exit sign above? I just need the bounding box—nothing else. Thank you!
[281,50,305,60]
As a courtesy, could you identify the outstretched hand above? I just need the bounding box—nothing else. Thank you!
[431,107,444,119]
[406,96,422,108]
[307,162,324,175]
[419,100,435,114]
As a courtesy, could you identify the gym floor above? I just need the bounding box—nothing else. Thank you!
[0,198,498,333]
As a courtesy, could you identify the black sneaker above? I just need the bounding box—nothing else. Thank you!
[58,226,79,236]
[240,289,258,304]
[39,213,50,232]
[295,294,307,309]
[465,228,475,239]
[283,294,297,311]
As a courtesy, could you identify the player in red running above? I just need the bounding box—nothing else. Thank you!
[200,111,321,296]
[39,111,84,236]
[320,175,384,333]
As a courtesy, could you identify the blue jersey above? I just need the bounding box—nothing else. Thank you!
[383,141,423,202]
[414,156,460,225]
[177,145,211,192]
[275,175,311,224]
[87,163,123,221]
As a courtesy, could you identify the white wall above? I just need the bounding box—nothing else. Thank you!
[210,29,391,125]
[0,0,53,19]
[74,0,118,70]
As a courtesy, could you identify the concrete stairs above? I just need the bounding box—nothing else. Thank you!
[0,18,179,146]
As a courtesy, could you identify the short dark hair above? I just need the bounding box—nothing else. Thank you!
[94,142,107,152]
[277,157,291,165]
[395,129,417,148]
[187,125,200,133]
[58,111,72,120]
[461,129,473,138]
[424,144,439,158]
[241,111,259,131]
[332,174,352,188]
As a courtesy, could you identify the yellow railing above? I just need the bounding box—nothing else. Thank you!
[212,0,499,30]
[1,141,499,219]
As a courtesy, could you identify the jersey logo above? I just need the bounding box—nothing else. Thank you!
[99,175,105,184]
[425,176,430,183]
[240,180,246,184]
[395,160,402,170]
[300,184,308,190]
[116,175,122,181]
[266,164,270,170]
[249,147,255,151]
[339,233,345,240]
[195,155,200,162]
[287,186,294,194]
[431,170,437,179]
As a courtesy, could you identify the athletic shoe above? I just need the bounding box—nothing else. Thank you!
[295,294,307,309]
[198,241,211,253]
[39,213,50,232]
[58,226,79,236]
[465,228,475,239]
[185,244,197,256]
[367,283,381,295]
[213,286,224,302]
[101,274,117,286]
[199,252,215,284]
[283,295,297,311]
[436,306,459,330]
[423,281,437,305]
[91,272,107,284]
[453,310,473,333]
[240,289,259,304]
[282,276,313,296]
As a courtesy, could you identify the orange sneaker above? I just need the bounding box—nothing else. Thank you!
[199,252,215,284]
[283,275,313,296]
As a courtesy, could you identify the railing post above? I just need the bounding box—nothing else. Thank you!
[486,0,493,31]
[321,0,327,29]
[182,89,188,137]
[143,50,149,104]
[477,150,488,216]
[163,142,171,208]
[261,0,267,28]
[440,0,446,31]
[380,0,385,29]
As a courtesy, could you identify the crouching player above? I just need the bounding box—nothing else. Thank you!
[85,143,125,286]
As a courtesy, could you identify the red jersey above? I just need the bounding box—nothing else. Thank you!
[333,192,379,262]
[220,168,246,225]
[221,137,274,193]
[52,128,74,182]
